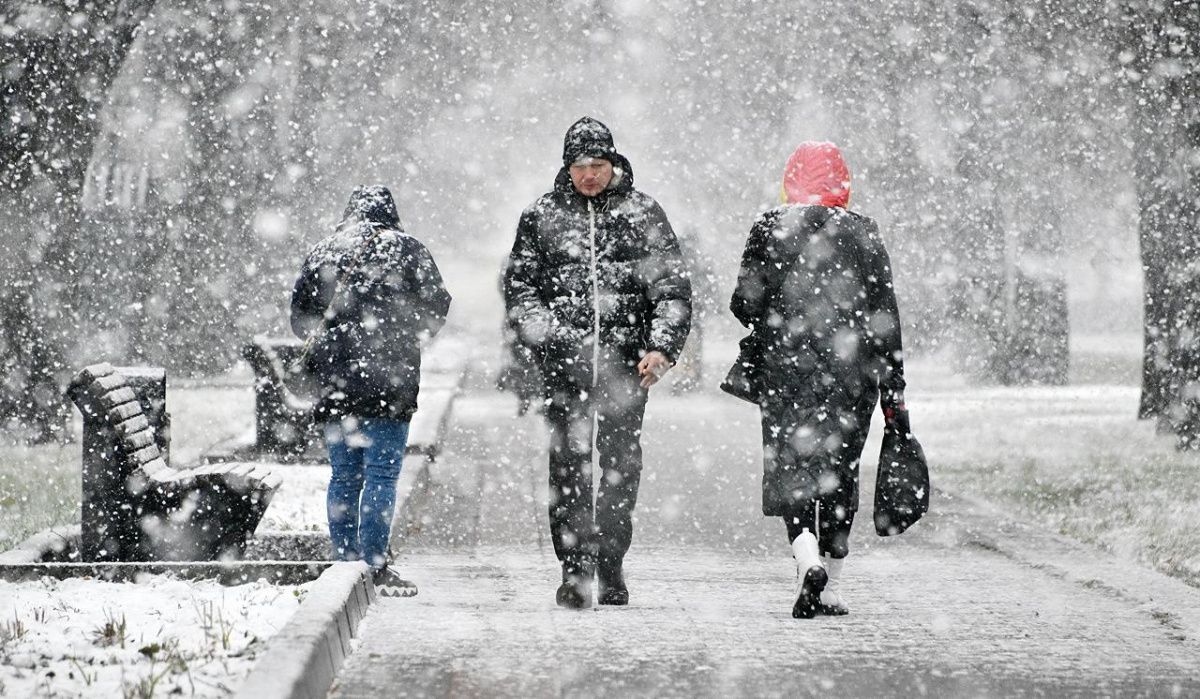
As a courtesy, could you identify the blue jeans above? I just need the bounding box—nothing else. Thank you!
[324,418,410,570]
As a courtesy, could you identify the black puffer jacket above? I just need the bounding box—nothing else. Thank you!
[291,186,451,421]
[504,153,692,390]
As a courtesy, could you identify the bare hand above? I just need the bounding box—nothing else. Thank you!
[637,351,672,388]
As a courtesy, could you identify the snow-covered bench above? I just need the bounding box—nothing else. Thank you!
[67,363,281,562]
[239,337,323,460]
[204,335,465,464]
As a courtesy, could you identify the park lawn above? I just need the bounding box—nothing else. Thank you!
[0,384,253,551]
[908,361,1200,589]
[5,340,1200,592]
[0,441,79,551]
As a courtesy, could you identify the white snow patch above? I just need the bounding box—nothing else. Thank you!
[0,575,309,697]
[257,464,329,532]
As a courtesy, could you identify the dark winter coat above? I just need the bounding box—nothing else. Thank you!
[731,204,906,517]
[291,186,452,422]
[503,154,692,391]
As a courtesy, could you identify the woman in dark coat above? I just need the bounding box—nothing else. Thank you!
[730,142,907,618]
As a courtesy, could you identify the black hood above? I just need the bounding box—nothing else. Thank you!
[340,185,401,229]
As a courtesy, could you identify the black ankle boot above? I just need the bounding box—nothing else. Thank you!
[792,565,828,619]
[598,563,628,606]
[556,564,592,609]
[556,581,590,608]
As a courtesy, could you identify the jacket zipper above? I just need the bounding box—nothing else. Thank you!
[588,199,601,533]
[588,199,601,389]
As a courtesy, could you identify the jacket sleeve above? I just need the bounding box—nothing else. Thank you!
[642,201,692,363]
[860,221,907,408]
[290,255,335,340]
[730,211,778,330]
[405,239,452,341]
[503,206,560,349]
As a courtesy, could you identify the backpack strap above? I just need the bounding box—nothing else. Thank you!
[293,226,388,370]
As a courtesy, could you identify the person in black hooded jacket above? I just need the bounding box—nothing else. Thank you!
[504,117,692,608]
[291,185,451,597]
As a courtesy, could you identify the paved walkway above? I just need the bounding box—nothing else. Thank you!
[329,391,1200,698]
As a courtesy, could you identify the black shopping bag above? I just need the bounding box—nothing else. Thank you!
[874,416,930,536]
[720,333,764,404]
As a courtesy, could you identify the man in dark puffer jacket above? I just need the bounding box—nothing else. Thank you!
[504,117,692,608]
[292,185,451,597]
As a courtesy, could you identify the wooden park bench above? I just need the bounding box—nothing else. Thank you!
[203,335,466,465]
[67,363,281,562]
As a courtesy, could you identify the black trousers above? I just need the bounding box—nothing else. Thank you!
[544,353,647,579]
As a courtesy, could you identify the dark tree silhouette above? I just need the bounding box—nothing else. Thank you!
[0,0,155,440]
[1123,0,1200,447]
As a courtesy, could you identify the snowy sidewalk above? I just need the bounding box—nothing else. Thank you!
[321,390,1200,697]
[332,537,1200,697]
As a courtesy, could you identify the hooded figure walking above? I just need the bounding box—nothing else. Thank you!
[731,143,908,618]
[504,117,692,608]
[291,185,451,597]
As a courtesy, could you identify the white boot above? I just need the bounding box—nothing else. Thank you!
[818,554,848,615]
[790,529,827,619]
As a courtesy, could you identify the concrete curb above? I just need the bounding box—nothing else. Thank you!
[236,561,376,699]
[938,486,1200,639]
[0,527,331,584]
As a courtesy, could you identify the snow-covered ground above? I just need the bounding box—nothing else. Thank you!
[907,365,1200,587]
[6,337,1200,592]
[0,441,77,552]
[0,575,310,697]
[0,376,332,698]
[257,459,425,537]
[4,335,1200,695]
[256,465,328,533]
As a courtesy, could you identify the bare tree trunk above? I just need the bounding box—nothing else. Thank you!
[1124,1,1200,448]
[1132,81,1180,421]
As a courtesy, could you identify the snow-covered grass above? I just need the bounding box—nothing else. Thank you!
[163,383,255,467]
[256,465,330,533]
[0,441,79,551]
[0,575,309,697]
[908,353,1200,588]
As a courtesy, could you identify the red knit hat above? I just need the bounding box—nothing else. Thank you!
[782,141,850,208]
